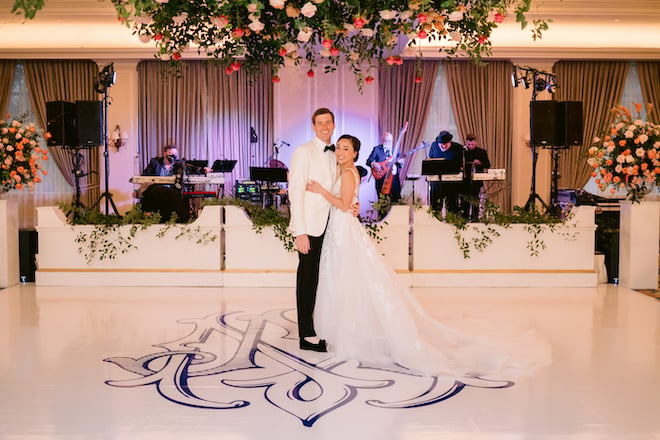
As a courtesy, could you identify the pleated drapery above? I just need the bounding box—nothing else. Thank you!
[23,60,101,208]
[444,60,514,211]
[553,61,629,189]
[137,60,273,190]
[378,60,439,181]
[637,62,660,124]
[0,60,16,114]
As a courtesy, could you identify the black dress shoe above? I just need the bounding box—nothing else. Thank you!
[299,338,327,352]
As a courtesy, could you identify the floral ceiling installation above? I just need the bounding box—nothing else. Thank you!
[588,103,660,202]
[11,0,549,85]
[0,115,49,192]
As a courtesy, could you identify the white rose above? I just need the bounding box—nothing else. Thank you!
[269,0,286,9]
[360,28,374,38]
[319,48,330,57]
[655,141,660,149]
[634,119,644,126]
[300,2,317,18]
[135,15,154,26]
[2,137,8,144]
[607,145,615,153]
[379,10,396,20]
[625,155,635,163]
[297,27,313,42]
[448,11,464,21]
[16,133,22,140]
[139,33,152,43]
[624,130,634,138]
[616,155,626,164]
[343,23,356,32]
[1,127,7,134]
[636,147,646,158]
[172,12,188,25]
[638,134,649,144]
[247,3,258,13]
[399,10,413,20]
[248,19,265,32]
[449,31,462,41]
[615,122,625,131]
[587,158,597,167]
[615,164,623,173]
[282,42,297,53]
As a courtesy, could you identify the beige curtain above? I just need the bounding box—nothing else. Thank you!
[23,60,101,208]
[637,61,660,124]
[553,61,629,189]
[378,59,439,180]
[137,60,273,190]
[444,60,513,211]
[0,60,16,114]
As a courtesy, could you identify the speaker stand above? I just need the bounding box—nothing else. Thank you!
[65,146,89,220]
[523,143,550,213]
[547,146,567,216]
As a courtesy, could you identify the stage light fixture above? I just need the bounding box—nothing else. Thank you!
[511,67,519,87]
[521,74,530,89]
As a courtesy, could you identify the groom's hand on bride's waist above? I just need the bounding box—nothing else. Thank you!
[295,234,310,254]
[351,202,360,217]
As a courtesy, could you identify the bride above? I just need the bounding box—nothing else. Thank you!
[306,134,551,378]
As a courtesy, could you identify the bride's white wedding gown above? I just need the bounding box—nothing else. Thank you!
[314,168,551,378]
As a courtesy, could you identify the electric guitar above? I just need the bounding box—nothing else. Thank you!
[371,139,430,180]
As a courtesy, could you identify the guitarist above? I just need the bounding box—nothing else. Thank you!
[366,132,404,202]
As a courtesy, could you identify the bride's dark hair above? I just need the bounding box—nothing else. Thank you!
[338,134,361,162]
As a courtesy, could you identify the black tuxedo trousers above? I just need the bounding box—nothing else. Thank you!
[296,233,325,338]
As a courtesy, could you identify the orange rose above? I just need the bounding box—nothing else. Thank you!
[619,140,627,147]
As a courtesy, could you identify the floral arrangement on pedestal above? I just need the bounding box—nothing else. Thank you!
[587,103,660,202]
[11,0,550,86]
[0,115,49,192]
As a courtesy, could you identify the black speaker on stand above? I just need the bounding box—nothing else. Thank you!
[524,99,558,212]
[549,101,584,212]
[75,100,103,147]
[46,101,76,146]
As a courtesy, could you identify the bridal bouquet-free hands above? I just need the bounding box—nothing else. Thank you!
[0,114,49,192]
[587,103,660,202]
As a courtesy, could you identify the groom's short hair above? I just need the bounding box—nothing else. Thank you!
[312,107,335,124]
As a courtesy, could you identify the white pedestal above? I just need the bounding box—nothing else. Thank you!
[618,200,660,290]
[0,199,20,288]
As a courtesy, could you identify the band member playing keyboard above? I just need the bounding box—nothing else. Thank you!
[366,132,404,203]
[428,130,463,214]
[462,133,491,221]
[140,144,190,222]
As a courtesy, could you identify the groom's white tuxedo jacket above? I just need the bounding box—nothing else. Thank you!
[288,136,337,237]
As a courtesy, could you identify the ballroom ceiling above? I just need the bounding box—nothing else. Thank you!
[0,0,659,59]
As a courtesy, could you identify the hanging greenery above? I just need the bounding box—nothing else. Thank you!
[10,0,550,85]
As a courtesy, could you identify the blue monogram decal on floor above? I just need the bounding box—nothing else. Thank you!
[104,309,513,426]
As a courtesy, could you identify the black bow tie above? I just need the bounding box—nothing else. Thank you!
[324,144,335,152]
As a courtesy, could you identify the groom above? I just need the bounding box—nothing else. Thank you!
[288,107,337,352]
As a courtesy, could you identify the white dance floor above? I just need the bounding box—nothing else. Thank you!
[1,283,658,439]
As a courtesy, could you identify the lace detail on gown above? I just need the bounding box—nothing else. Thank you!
[314,168,551,378]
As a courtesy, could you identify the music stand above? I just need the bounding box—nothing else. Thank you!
[250,167,288,209]
[421,158,461,177]
[212,160,237,173]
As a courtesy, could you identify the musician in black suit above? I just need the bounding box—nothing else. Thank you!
[366,132,404,203]
[140,144,190,222]
[428,130,463,214]
[143,145,180,177]
[462,133,491,221]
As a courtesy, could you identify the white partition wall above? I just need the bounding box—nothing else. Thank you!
[0,199,20,288]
